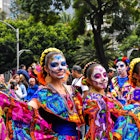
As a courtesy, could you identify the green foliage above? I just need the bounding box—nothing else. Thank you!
[118,29,140,60]
[0,11,6,20]
[74,31,119,68]
[71,0,140,69]
[10,0,30,20]
[0,18,78,73]
[17,0,71,25]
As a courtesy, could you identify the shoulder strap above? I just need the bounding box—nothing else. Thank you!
[63,84,73,95]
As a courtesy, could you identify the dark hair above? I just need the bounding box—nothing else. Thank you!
[10,81,17,89]
[0,84,6,89]
[19,64,26,69]
[72,65,82,74]
[107,68,116,73]
[86,63,101,80]
[82,62,101,86]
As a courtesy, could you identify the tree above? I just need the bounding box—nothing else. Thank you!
[118,21,140,60]
[17,0,71,25]
[0,18,78,73]
[72,0,140,69]
[74,31,120,68]
[0,11,6,20]
[10,0,30,19]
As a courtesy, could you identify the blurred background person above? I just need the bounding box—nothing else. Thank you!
[19,64,27,70]
[25,77,39,102]
[12,74,27,101]
[0,74,7,88]
[105,67,116,93]
[71,65,89,97]
[9,79,22,100]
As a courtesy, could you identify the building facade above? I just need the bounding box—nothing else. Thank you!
[0,0,11,19]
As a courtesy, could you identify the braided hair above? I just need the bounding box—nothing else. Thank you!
[38,48,62,85]
[82,61,99,85]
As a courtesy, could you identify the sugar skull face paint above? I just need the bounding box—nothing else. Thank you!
[48,54,67,79]
[91,65,108,89]
[116,61,127,76]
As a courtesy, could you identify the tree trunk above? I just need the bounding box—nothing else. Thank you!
[92,29,108,70]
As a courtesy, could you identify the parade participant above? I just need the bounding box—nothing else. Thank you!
[28,47,84,139]
[82,62,122,140]
[112,58,140,139]
[110,56,132,105]
[0,47,84,139]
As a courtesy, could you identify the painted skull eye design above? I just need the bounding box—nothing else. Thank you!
[94,74,101,79]
[116,61,127,76]
[50,61,66,68]
[91,65,108,89]
[48,54,67,79]
[116,64,125,68]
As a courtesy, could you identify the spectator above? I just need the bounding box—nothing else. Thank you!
[105,67,116,93]
[9,79,22,100]
[25,78,39,101]
[0,74,7,88]
[19,64,26,70]
[12,74,27,100]
[71,65,89,97]
[20,74,29,89]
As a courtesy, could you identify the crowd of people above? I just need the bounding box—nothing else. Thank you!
[0,47,139,140]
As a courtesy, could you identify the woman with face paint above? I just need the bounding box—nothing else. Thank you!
[109,56,133,105]
[112,58,140,139]
[28,48,84,139]
[82,62,123,140]
[0,48,84,139]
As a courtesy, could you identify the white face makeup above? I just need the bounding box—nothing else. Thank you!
[91,65,108,89]
[48,54,67,79]
[116,61,127,76]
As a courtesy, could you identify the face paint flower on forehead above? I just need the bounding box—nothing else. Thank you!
[91,65,108,89]
[48,54,67,79]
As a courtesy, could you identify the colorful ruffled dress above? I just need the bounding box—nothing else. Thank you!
[110,76,133,105]
[112,88,140,139]
[83,92,122,140]
[0,84,84,140]
[32,84,84,139]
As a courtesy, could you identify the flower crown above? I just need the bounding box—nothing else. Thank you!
[129,58,140,87]
[40,47,62,68]
[114,56,130,66]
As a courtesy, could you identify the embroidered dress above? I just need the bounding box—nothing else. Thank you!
[83,92,122,140]
[110,76,132,105]
[0,91,54,140]
[0,85,84,140]
[112,88,140,139]
[32,85,84,139]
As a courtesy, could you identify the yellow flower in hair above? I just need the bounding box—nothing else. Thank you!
[40,48,62,68]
